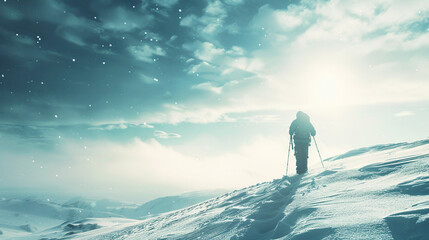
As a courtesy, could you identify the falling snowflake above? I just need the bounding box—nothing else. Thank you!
[72,58,76,62]
[154,78,159,82]
[54,114,58,118]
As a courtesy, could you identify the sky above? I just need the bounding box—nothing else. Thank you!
[0,0,428,202]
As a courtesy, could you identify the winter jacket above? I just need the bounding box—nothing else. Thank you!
[289,112,316,143]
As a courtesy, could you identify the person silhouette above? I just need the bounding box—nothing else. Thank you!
[289,111,316,174]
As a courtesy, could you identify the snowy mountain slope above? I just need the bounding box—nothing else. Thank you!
[128,190,228,219]
[0,197,130,239]
[77,139,429,240]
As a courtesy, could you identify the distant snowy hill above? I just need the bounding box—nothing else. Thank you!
[2,139,428,239]
[0,191,226,239]
[126,190,228,219]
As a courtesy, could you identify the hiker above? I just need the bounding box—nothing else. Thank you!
[289,111,316,174]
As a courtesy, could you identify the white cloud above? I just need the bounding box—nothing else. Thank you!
[61,31,87,46]
[194,42,225,62]
[226,46,245,56]
[240,114,281,123]
[205,0,226,16]
[89,123,155,130]
[100,7,154,32]
[128,44,166,62]
[184,41,259,83]
[179,0,229,37]
[154,130,182,139]
[191,82,223,94]
[394,111,415,117]
[250,4,311,32]
[180,15,198,27]
[139,73,160,84]
[142,103,238,124]
[223,0,244,6]
[188,61,218,75]
[153,0,179,8]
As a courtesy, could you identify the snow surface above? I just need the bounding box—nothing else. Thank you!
[84,139,429,240]
[1,139,429,239]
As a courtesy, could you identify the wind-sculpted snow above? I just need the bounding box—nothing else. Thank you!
[3,139,429,239]
[385,204,429,240]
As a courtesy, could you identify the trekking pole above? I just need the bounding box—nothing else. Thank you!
[286,136,292,176]
[312,136,325,168]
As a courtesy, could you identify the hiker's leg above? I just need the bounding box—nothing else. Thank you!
[295,143,307,174]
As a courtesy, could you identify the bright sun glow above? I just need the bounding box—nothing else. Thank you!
[305,58,353,110]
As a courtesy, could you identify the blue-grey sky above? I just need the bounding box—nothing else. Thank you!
[0,0,428,202]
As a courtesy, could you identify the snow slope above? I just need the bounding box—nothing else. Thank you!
[77,139,429,240]
[128,190,228,219]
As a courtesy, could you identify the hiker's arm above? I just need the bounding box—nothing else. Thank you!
[310,123,316,136]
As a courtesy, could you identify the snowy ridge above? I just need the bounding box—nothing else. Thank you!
[83,139,429,240]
